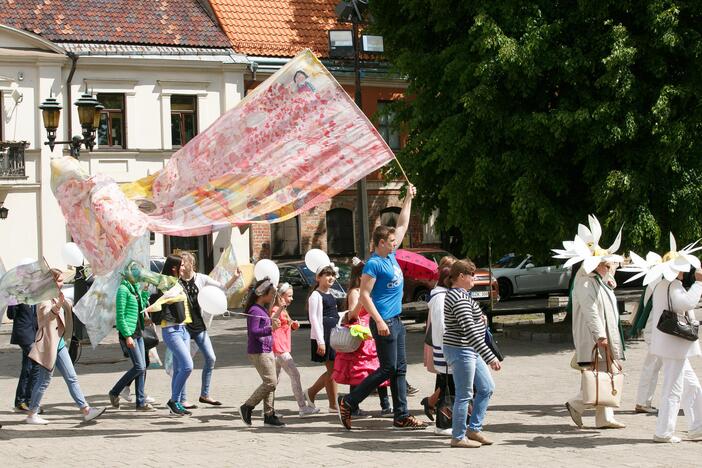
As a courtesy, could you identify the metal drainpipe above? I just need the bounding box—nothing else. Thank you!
[65,52,78,141]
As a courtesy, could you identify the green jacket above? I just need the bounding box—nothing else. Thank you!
[116,280,150,339]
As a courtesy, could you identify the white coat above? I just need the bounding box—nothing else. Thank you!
[571,269,624,364]
[649,279,702,360]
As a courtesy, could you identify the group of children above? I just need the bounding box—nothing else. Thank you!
[241,257,390,427]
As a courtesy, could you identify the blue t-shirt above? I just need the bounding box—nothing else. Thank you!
[363,251,404,320]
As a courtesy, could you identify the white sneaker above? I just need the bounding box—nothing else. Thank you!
[434,426,452,436]
[25,414,49,425]
[653,435,681,443]
[120,387,133,403]
[299,405,320,417]
[84,407,106,422]
[144,396,156,404]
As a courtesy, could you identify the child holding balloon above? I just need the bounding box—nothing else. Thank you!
[178,252,240,407]
[271,282,320,417]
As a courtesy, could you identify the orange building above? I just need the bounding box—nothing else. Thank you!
[208,0,438,261]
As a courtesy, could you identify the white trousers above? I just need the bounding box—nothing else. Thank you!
[655,358,702,438]
[635,352,662,407]
[275,352,306,409]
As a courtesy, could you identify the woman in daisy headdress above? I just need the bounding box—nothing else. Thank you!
[621,234,702,443]
[553,215,627,430]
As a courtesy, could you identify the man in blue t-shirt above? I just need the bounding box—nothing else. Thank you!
[337,185,427,430]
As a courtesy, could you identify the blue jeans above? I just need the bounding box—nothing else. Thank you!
[29,346,87,412]
[15,343,39,407]
[443,344,480,440]
[162,325,193,403]
[181,330,217,401]
[344,315,408,420]
[470,355,495,432]
[110,336,146,407]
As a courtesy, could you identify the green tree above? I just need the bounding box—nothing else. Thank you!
[371,1,702,260]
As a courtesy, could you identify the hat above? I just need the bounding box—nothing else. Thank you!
[620,233,701,286]
[552,214,624,273]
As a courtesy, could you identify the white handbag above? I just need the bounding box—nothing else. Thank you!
[581,344,623,408]
[329,317,362,353]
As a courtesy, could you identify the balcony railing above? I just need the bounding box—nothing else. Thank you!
[0,141,28,178]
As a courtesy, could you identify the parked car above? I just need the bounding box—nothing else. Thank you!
[490,253,571,300]
[399,248,499,321]
[278,261,347,321]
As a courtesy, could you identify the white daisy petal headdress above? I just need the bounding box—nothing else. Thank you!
[619,233,702,287]
[552,214,624,273]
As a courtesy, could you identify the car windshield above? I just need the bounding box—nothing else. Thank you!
[495,254,527,269]
[300,265,346,293]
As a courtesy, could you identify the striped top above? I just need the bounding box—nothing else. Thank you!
[443,288,496,363]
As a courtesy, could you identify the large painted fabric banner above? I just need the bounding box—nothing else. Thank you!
[51,50,395,275]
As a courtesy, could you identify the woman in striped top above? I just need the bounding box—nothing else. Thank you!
[443,259,501,448]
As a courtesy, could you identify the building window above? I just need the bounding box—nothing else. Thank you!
[171,95,198,147]
[97,93,126,148]
[326,208,354,255]
[272,217,301,258]
[377,101,401,151]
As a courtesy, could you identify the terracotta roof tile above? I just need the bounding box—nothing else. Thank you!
[0,0,231,48]
[209,0,346,58]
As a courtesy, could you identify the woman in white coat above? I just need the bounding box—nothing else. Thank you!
[649,271,702,443]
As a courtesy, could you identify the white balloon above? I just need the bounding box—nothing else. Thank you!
[197,286,228,316]
[17,257,36,267]
[305,249,330,274]
[62,242,85,266]
[254,259,280,286]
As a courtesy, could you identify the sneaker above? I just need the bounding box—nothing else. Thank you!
[136,404,156,412]
[25,413,49,425]
[451,437,481,448]
[435,426,452,436]
[653,435,681,443]
[167,400,185,417]
[120,387,133,403]
[299,405,320,417]
[176,403,192,416]
[263,412,286,427]
[407,384,419,396]
[468,430,494,445]
[688,426,702,440]
[379,407,394,418]
[199,396,222,406]
[108,393,120,409]
[634,404,657,414]
[420,397,435,421]
[337,395,352,431]
[239,404,253,426]
[14,402,30,413]
[144,396,156,405]
[181,401,198,409]
[352,408,372,419]
[83,407,106,422]
[392,415,428,430]
[305,389,316,409]
[565,402,582,428]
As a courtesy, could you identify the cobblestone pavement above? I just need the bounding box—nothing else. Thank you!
[0,316,700,467]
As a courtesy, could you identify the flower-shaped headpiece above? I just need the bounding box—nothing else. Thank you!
[552,214,624,273]
[619,233,701,286]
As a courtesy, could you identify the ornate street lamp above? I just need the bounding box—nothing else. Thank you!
[38,84,102,158]
[0,202,8,220]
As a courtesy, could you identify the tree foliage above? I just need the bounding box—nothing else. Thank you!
[370,0,702,260]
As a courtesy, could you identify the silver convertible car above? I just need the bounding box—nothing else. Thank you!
[490,253,571,300]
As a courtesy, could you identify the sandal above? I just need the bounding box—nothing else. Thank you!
[198,396,222,406]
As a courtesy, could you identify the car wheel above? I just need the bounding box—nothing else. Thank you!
[498,278,513,300]
[413,288,430,303]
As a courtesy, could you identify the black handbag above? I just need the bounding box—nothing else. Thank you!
[485,328,504,362]
[657,283,699,342]
[142,324,160,350]
[435,372,455,430]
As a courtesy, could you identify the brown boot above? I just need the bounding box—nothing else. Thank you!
[468,430,494,445]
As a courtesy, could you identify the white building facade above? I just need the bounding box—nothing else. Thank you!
[0,24,251,272]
